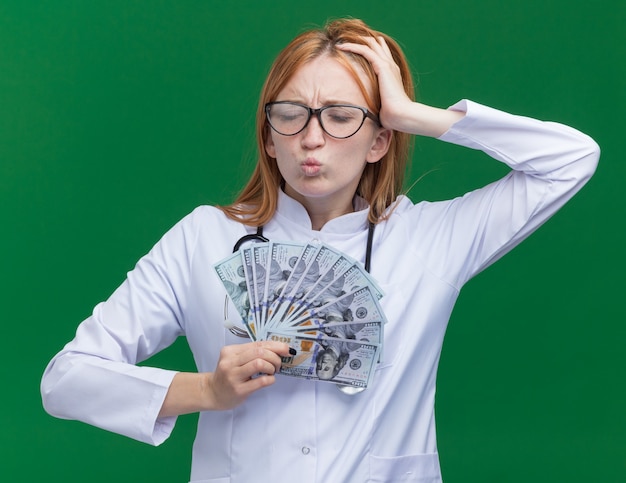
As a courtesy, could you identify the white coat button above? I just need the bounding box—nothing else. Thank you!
[301,447,310,455]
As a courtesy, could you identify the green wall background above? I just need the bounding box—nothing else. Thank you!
[1,1,624,481]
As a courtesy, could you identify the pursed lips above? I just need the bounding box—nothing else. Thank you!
[301,158,322,176]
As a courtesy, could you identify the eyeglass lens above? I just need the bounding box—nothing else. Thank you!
[267,103,368,139]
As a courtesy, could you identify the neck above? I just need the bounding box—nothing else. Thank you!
[284,187,354,231]
[306,197,355,230]
[308,205,353,230]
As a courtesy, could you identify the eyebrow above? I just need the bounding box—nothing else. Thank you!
[275,98,365,107]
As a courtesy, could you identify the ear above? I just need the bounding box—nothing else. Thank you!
[365,128,392,164]
[265,129,276,158]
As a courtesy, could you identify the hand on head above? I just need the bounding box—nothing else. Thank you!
[337,36,414,133]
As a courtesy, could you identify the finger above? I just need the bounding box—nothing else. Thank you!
[336,41,392,75]
[341,37,390,61]
[213,353,277,395]
[365,36,390,57]
[336,41,377,60]
[236,341,289,373]
[209,370,277,410]
[241,373,277,394]
[222,340,288,363]
[256,340,293,357]
[375,36,393,58]
[239,357,280,379]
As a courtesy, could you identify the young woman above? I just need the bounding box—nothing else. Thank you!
[42,18,599,482]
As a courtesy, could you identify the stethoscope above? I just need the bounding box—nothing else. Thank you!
[224,223,376,395]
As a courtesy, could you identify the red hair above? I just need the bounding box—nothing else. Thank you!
[221,18,415,226]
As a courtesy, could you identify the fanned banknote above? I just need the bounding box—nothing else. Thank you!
[266,331,380,388]
[214,239,386,388]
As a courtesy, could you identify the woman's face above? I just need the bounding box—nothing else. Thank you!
[265,54,390,220]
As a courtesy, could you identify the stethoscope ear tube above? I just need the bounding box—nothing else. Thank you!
[232,231,269,252]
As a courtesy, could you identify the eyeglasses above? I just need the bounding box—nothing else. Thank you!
[265,101,381,139]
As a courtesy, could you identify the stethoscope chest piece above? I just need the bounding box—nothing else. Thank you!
[337,385,366,395]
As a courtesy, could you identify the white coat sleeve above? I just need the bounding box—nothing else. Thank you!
[41,209,202,445]
[411,100,600,287]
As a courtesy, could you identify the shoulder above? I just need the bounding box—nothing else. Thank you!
[380,194,461,247]
[180,205,238,230]
[165,205,249,252]
[383,194,431,226]
[178,205,245,236]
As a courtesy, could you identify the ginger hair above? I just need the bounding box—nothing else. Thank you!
[220,18,415,226]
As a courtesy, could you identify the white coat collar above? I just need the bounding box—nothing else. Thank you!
[275,189,370,234]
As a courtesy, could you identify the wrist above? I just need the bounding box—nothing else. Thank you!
[202,372,222,411]
[388,102,463,138]
[159,372,215,417]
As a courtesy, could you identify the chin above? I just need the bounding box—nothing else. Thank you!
[286,181,329,199]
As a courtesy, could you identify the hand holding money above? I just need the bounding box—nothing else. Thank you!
[214,240,387,390]
[206,340,294,410]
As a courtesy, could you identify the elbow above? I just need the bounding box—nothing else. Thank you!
[560,132,601,190]
[40,357,73,420]
[579,135,601,182]
[40,364,61,418]
[40,386,61,420]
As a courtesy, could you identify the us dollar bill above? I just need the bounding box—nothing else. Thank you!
[285,259,383,323]
[213,251,255,339]
[251,243,270,333]
[214,239,388,375]
[240,246,259,338]
[267,242,320,329]
[266,330,379,388]
[281,249,351,323]
[287,286,387,328]
[284,320,383,347]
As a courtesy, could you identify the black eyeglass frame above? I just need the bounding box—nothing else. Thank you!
[265,101,382,139]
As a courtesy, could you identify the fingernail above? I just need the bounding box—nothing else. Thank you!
[289,348,297,356]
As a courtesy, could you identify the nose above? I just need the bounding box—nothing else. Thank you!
[300,113,326,149]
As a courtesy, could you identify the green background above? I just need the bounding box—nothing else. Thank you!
[1,1,624,481]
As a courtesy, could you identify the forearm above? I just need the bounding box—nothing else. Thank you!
[159,341,293,417]
[439,100,600,177]
[158,372,213,417]
[388,101,465,138]
[420,99,600,285]
[41,353,177,445]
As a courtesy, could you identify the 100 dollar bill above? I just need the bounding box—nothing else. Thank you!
[267,330,379,388]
